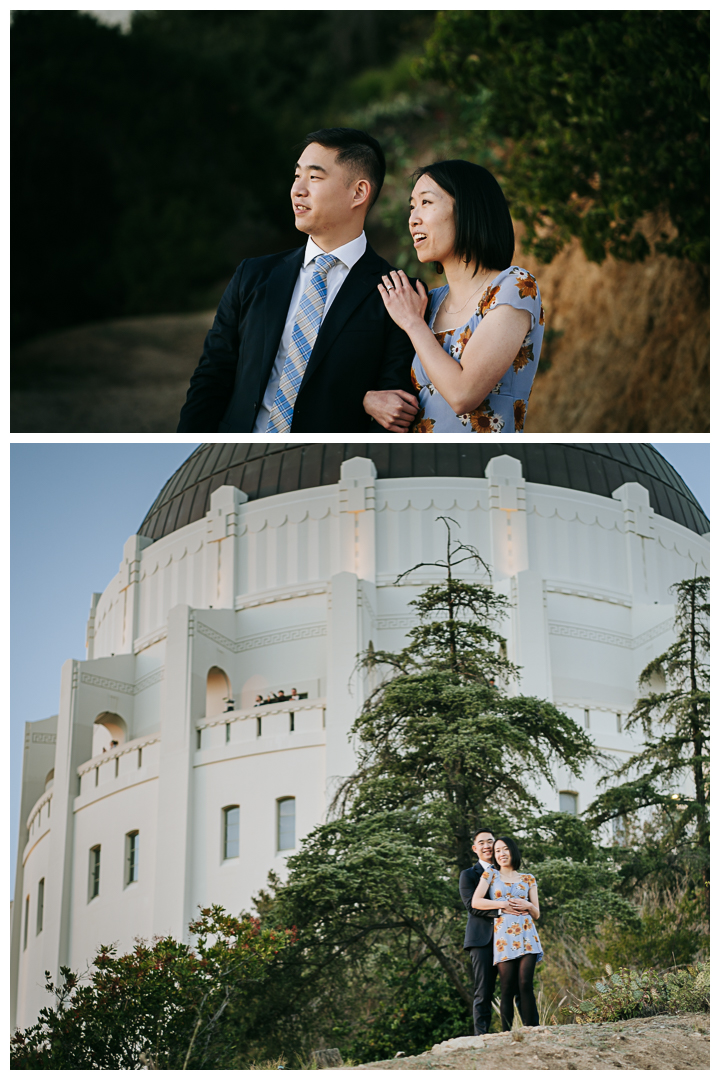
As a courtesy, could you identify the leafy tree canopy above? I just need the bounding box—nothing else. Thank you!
[422,11,709,265]
[10,906,293,1070]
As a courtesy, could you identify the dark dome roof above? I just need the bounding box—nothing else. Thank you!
[139,443,709,541]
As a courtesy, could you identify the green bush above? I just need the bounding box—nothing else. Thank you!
[571,963,709,1024]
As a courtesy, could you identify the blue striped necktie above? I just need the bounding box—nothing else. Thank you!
[266,253,338,433]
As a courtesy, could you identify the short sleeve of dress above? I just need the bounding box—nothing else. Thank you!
[477,266,542,332]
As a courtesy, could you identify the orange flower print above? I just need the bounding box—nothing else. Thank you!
[534,935,539,943]
[434,330,452,349]
[477,284,501,316]
[512,343,535,372]
[524,941,534,952]
[514,272,538,300]
[496,938,507,953]
[410,366,422,394]
[513,399,527,432]
[458,398,504,432]
[521,875,534,885]
[494,889,503,899]
[450,325,473,359]
[491,380,503,394]
[523,918,532,931]
[539,305,545,326]
[411,408,435,433]
[507,922,522,935]
[511,940,522,952]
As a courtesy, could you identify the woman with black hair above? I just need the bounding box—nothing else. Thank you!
[470,835,543,1030]
[377,160,543,433]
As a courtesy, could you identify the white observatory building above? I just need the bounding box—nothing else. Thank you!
[11,443,709,1029]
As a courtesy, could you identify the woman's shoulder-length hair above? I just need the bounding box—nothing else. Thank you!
[411,159,515,276]
[492,835,523,871]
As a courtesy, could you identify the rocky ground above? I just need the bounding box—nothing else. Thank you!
[351,1013,709,1071]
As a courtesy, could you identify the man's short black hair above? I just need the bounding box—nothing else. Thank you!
[472,826,495,843]
[492,835,523,871]
[411,159,515,276]
[299,127,386,208]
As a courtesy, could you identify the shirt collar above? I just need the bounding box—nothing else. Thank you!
[478,859,493,871]
[304,231,367,270]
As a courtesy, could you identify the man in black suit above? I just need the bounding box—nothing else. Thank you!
[177,127,419,433]
[459,827,503,1035]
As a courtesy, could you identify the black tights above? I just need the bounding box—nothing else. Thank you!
[497,954,539,1030]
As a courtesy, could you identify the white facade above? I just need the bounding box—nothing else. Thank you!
[11,453,709,1030]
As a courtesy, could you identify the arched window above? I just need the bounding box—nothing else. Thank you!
[223,806,239,860]
[125,832,139,884]
[277,797,295,851]
[88,845,101,900]
[92,713,127,758]
[206,667,232,718]
[559,791,578,816]
[44,769,54,791]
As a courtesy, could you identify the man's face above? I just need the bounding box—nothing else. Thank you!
[291,143,368,238]
[472,831,495,863]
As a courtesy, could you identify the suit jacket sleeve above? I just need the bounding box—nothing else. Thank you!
[459,867,498,921]
[177,263,246,432]
[375,297,417,395]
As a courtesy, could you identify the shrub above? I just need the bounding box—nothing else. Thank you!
[571,963,709,1024]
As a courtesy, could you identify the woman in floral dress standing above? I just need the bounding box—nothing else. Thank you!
[377,160,543,433]
[471,836,543,1030]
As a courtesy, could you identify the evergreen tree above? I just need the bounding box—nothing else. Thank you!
[267,520,620,1055]
[586,577,709,907]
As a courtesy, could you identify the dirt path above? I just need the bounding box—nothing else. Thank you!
[11,311,214,433]
[351,1013,709,1070]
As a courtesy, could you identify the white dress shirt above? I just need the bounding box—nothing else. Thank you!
[253,231,368,432]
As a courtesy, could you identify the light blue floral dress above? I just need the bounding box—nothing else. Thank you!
[481,867,544,966]
[410,267,544,433]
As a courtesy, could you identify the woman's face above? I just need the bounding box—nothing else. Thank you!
[494,840,513,870]
[408,174,456,265]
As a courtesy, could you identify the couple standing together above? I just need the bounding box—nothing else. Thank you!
[459,828,543,1034]
[178,127,544,435]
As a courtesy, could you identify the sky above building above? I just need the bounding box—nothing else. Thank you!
[10,441,709,890]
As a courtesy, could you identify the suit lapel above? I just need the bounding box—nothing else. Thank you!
[258,246,304,390]
[299,245,386,389]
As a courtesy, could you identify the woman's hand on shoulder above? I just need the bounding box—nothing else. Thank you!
[378,270,428,333]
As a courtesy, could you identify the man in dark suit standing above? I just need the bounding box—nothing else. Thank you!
[459,827,502,1036]
[177,127,419,434]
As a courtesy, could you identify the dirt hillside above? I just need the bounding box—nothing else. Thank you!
[352,1012,709,1070]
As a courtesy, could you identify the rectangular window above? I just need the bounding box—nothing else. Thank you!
[95,767,99,787]
[196,729,202,750]
[89,846,101,900]
[114,758,119,778]
[36,878,44,934]
[289,712,295,732]
[616,712,623,732]
[256,716,262,737]
[138,747,143,768]
[278,798,295,851]
[225,723,231,743]
[125,831,139,884]
[584,709,590,729]
[23,896,29,950]
[559,792,578,816]
[223,806,240,860]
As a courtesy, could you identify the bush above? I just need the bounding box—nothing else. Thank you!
[571,963,709,1024]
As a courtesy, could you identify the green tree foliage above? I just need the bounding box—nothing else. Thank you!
[10,906,293,1070]
[422,11,709,265]
[586,577,709,905]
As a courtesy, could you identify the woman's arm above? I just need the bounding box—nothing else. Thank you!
[471,870,513,911]
[508,883,540,921]
[378,270,531,415]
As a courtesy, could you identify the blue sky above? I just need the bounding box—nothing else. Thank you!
[10,442,709,889]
